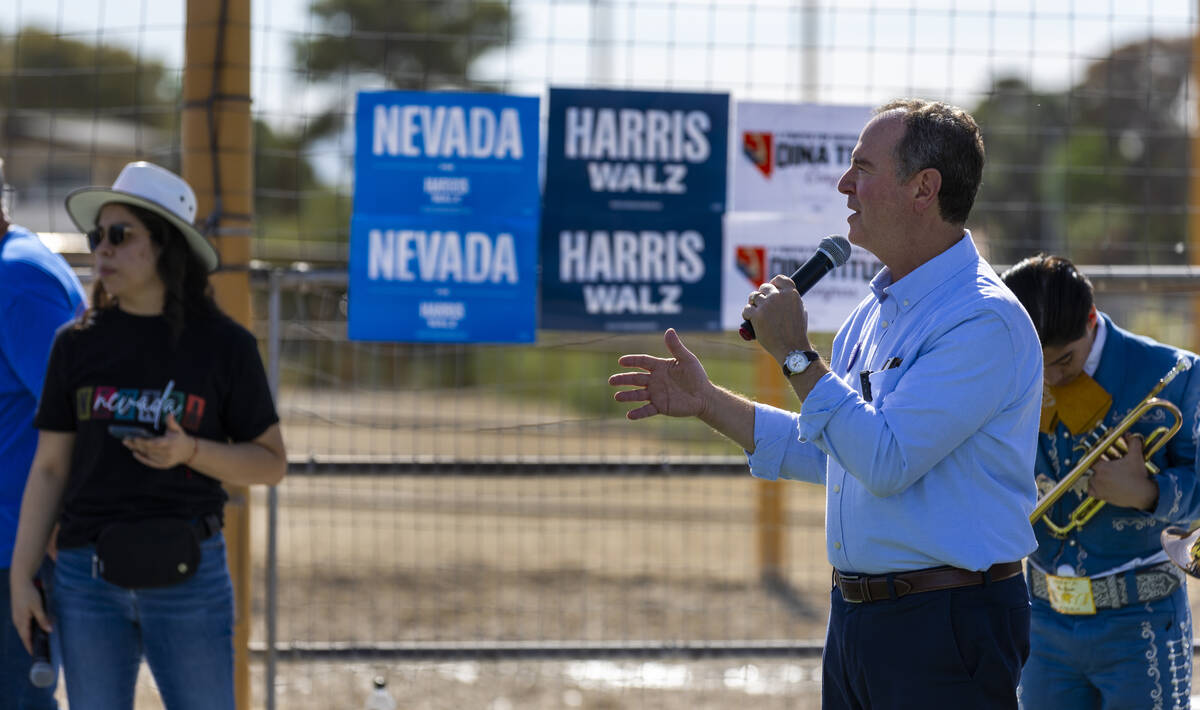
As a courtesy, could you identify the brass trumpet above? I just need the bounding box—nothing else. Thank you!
[1162,525,1200,578]
[1029,359,1191,539]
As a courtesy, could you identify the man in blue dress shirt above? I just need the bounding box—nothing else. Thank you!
[610,99,1043,709]
[0,158,86,707]
[1002,254,1200,710]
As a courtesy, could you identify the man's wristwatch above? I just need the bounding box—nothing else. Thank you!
[782,350,820,377]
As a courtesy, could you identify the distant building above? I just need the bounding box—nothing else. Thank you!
[2,110,173,244]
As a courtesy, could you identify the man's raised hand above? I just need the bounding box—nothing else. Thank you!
[608,328,713,420]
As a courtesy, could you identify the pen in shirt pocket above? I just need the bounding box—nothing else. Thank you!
[860,357,903,403]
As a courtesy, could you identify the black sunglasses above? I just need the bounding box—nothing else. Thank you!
[86,224,129,251]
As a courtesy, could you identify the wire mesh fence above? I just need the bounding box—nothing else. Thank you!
[5,1,1200,708]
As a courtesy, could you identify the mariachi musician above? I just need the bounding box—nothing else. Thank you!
[1002,254,1200,710]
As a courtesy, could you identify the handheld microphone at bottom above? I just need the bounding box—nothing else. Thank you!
[739,235,853,341]
[29,579,53,689]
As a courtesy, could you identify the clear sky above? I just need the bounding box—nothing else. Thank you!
[5,0,1197,122]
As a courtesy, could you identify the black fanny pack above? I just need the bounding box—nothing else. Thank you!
[93,514,220,589]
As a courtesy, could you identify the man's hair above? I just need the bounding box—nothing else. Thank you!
[1000,254,1095,347]
[875,98,985,225]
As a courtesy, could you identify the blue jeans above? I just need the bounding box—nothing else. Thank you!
[1019,585,1192,710]
[52,533,234,710]
[0,559,59,709]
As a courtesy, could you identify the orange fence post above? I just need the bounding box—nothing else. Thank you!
[182,1,254,707]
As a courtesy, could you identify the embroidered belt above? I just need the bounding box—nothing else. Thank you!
[1029,562,1183,611]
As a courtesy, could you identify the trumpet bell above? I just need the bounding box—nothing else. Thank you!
[1161,526,1200,578]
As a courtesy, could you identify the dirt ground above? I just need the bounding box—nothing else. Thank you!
[68,473,1200,709]
[56,474,834,709]
[46,388,1200,708]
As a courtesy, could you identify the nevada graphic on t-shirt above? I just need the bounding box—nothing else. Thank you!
[74,380,206,431]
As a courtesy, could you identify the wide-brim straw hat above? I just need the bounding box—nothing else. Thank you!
[65,161,219,272]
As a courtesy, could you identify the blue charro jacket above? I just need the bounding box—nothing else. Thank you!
[1030,313,1200,576]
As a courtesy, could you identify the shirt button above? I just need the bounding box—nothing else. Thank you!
[1061,431,1070,438]
[833,484,841,493]
[1064,459,1071,466]
[1068,540,1077,546]
[834,542,842,550]
[903,299,910,307]
[881,321,889,328]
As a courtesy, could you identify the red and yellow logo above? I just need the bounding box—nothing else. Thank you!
[742,132,773,178]
[735,246,766,287]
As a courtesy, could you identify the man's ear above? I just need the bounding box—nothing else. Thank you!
[910,167,942,215]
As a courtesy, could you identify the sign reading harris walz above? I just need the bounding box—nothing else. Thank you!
[540,88,728,332]
[349,90,540,342]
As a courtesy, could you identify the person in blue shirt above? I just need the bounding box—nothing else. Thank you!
[1001,254,1200,710]
[0,158,86,708]
[610,99,1042,709]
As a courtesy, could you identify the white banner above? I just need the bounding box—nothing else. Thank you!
[730,101,872,213]
[721,213,881,334]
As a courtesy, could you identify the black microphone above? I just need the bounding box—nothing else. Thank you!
[29,579,53,689]
[739,235,853,341]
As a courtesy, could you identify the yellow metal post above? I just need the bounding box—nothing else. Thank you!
[182,1,254,707]
[1192,4,1200,356]
[756,350,786,578]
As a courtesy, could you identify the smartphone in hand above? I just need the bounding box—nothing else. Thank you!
[107,425,156,439]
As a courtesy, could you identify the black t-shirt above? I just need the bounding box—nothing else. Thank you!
[35,308,279,548]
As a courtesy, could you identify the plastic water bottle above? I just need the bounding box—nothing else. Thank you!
[364,676,397,710]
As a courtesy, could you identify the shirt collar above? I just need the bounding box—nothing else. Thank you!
[1083,314,1107,377]
[868,230,976,310]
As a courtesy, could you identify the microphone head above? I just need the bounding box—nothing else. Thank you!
[29,660,54,688]
[817,235,852,267]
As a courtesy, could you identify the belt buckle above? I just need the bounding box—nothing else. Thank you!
[1045,573,1096,615]
[836,573,867,603]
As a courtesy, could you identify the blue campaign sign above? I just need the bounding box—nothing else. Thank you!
[354,90,541,218]
[349,213,538,342]
[543,87,729,215]
[540,210,724,332]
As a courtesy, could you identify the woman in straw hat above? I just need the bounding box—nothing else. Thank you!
[8,162,286,709]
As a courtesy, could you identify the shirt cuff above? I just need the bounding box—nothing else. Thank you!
[796,371,858,443]
[746,402,801,481]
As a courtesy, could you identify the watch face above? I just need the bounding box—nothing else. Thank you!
[784,351,809,375]
[783,350,817,376]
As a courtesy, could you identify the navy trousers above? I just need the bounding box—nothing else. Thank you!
[823,572,1030,710]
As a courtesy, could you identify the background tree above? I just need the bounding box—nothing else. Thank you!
[291,0,515,143]
[971,77,1069,265]
[972,37,1191,265]
[255,120,319,216]
[0,27,176,129]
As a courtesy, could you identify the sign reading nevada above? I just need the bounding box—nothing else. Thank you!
[349,212,538,342]
[355,90,540,217]
[350,90,540,343]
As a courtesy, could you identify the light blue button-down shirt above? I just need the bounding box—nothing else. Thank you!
[747,233,1042,574]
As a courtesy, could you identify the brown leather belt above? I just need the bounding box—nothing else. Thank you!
[833,561,1024,603]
